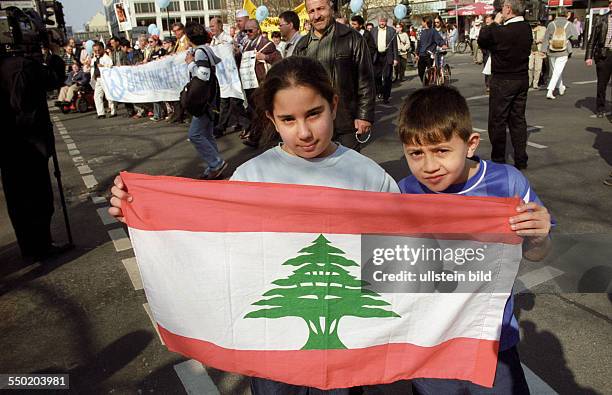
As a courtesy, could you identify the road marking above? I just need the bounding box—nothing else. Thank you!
[82,174,98,189]
[77,165,92,175]
[91,196,107,205]
[122,257,143,290]
[466,95,489,101]
[527,141,548,149]
[174,360,220,395]
[62,135,71,140]
[572,80,596,85]
[96,206,117,225]
[64,139,74,144]
[66,143,77,150]
[589,112,612,118]
[522,363,559,394]
[514,266,565,294]
[473,127,547,148]
[143,303,165,345]
[108,228,132,251]
[69,149,81,156]
[58,130,68,135]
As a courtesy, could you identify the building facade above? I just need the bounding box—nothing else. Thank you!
[122,0,229,36]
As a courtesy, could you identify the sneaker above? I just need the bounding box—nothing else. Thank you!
[149,117,162,122]
[107,113,117,118]
[603,176,612,186]
[97,115,105,119]
[546,91,556,100]
[206,161,228,180]
[596,111,605,118]
[558,85,566,96]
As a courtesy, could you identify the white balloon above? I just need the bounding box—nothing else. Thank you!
[350,0,363,14]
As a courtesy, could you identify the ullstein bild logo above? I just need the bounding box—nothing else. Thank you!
[361,235,518,293]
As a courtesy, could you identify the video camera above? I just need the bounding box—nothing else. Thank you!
[0,5,63,59]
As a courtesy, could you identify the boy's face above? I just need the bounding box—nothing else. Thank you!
[403,133,480,192]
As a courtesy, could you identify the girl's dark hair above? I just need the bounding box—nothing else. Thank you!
[185,21,211,45]
[423,16,433,29]
[253,56,337,147]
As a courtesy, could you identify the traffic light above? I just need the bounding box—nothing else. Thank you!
[41,0,65,28]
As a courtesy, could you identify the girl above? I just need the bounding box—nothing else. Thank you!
[108,56,399,393]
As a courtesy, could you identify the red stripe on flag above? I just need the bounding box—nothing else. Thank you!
[158,325,499,389]
[121,172,521,243]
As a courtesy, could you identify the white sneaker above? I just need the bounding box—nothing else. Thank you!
[559,86,566,96]
[546,91,556,100]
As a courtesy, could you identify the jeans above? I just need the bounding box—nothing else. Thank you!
[153,102,165,119]
[188,113,223,170]
[546,55,568,93]
[488,76,529,167]
[411,346,529,395]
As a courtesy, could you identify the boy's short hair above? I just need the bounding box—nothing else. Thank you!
[398,86,473,146]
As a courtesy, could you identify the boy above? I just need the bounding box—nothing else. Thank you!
[397,86,551,394]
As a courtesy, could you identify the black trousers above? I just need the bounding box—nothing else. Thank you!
[417,55,432,83]
[374,53,393,100]
[1,144,54,257]
[217,97,247,132]
[488,76,529,167]
[595,53,612,112]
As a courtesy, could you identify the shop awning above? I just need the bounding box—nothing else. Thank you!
[448,2,495,15]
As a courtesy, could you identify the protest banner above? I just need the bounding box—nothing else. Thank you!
[101,50,243,103]
[122,172,523,389]
[239,50,259,90]
[114,1,132,32]
[210,44,245,101]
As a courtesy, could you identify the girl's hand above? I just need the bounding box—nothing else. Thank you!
[509,202,551,244]
[108,175,132,224]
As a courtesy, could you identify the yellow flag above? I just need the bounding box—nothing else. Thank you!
[243,0,257,19]
[293,2,309,33]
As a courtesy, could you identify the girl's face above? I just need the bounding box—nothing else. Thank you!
[267,85,338,159]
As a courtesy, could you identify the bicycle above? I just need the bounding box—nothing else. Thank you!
[455,36,472,54]
[423,49,451,87]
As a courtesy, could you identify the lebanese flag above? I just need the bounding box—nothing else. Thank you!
[121,172,523,389]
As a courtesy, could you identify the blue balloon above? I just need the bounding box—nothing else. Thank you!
[350,0,363,14]
[255,5,269,22]
[148,24,158,35]
[152,27,160,36]
[156,0,171,9]
[85,39,94,55]
[394,4,407,20]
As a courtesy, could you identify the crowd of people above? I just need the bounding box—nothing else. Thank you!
[49,1,607,185]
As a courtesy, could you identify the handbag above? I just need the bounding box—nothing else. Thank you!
[180,48,218,117]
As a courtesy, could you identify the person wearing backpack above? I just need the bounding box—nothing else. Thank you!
[542,11,578,100]
[182,22,228,180]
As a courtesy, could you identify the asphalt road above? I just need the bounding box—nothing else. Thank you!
[0,50,610,394]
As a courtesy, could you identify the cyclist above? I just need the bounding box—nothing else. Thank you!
[415,16,445,83]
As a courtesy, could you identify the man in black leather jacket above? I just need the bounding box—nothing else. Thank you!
[293,0,375,151]
[585,1,612,118]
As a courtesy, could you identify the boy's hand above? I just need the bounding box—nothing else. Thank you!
[509,202,551,244]
[108,175,132,224]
